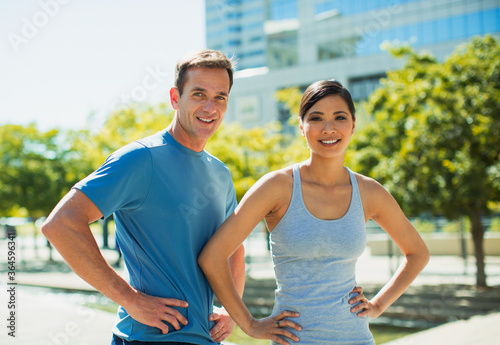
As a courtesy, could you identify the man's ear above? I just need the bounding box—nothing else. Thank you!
[170,87,180,110]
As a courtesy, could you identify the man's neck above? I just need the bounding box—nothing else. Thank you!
[167,122,206,152]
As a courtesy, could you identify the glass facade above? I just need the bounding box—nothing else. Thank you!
[353,8,500,56]
[206,0,267,70]
[206,0,500,126]
[269,0,298,20]
[315,0,419,16]
[208,0,500,68]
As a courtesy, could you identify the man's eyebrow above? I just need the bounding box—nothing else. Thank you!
[191,87,228,96]
[191,87,206,93]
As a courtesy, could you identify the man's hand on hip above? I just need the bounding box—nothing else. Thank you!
[125,290,188,334]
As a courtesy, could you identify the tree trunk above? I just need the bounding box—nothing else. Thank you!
[470,208,487,287]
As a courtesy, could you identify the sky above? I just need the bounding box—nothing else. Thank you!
[0,0,207,132]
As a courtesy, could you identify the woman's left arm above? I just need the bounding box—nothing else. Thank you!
[353,178,430,318]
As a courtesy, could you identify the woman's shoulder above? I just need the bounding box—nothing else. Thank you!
[350,170,388,196]
[350,169,396,218]
[262,165,293,185]
[249,165,294,198]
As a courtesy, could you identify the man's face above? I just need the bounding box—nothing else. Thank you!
[170,67,230,151]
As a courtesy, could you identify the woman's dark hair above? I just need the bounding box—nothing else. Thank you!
[299,80,355,121]
[175,49,236,95]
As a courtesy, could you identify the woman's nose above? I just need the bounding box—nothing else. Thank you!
[322,120,336,133]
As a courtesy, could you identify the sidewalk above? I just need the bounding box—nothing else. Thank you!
[1,288,117,344]
[383,312,500,345]
[1,233,500,344]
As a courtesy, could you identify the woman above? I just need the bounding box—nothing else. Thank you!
[199,80,430,345]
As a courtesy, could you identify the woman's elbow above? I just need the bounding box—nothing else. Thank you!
[411,243,430,270]
[421,245,430,266]
[198,247,214,273]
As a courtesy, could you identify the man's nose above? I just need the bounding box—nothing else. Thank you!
[203,98,216,113]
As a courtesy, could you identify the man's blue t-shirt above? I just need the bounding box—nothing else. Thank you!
[74,129,237,344]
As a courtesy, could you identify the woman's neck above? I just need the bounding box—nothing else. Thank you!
[300,154,347,187]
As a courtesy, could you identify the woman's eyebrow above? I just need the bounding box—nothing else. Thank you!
[308,110,324,116]
[308,110,349,116]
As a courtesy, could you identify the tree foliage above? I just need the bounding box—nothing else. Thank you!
[68,103,173,173]
[352,36,499,218]
[0,124,71,218]
[351,35,500,286]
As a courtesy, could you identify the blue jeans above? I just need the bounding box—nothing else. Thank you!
[111,334,199,345]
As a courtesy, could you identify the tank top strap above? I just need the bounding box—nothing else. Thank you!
[288,163,306,214]
[292,163,301,193]
[345,167,363,213]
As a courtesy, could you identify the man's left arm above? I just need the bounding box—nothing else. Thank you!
[209,244,245,342]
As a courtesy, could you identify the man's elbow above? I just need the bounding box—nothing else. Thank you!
[41,207,71,243]
[40,216,59,242]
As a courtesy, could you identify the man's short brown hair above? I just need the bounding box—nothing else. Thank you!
[175,50,236,95]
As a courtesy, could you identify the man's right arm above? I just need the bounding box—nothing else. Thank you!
[42,188,188,334]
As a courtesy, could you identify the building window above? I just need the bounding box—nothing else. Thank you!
[318,8,500,61]
[269,0,298,21]
[315,0,420,17]
[318,37,359,60]
[267,31,298,68]
[349,74,385,102]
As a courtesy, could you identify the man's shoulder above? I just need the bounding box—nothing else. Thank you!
[135,129,169,149]
[110,130,169,163]
[202,149,232,172]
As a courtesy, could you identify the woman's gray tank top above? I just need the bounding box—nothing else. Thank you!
[269,164,375,344]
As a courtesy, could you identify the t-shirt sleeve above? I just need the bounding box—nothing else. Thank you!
[225,174,238,219]
[73,142,153,219]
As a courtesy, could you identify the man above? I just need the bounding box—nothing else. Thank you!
[42,50,245,345]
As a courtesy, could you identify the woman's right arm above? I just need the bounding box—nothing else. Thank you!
[199,172,301,345]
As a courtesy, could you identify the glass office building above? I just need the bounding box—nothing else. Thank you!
[206,0,500,127]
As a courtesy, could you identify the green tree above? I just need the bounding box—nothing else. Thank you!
[207,122,292,201]
[351,35,500,287]
[68,103,173,173]
[0,124,72,219]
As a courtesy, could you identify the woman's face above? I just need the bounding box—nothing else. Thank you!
[299,94,355,158]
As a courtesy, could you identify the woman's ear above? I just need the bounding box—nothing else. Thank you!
[299,117,305,137]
